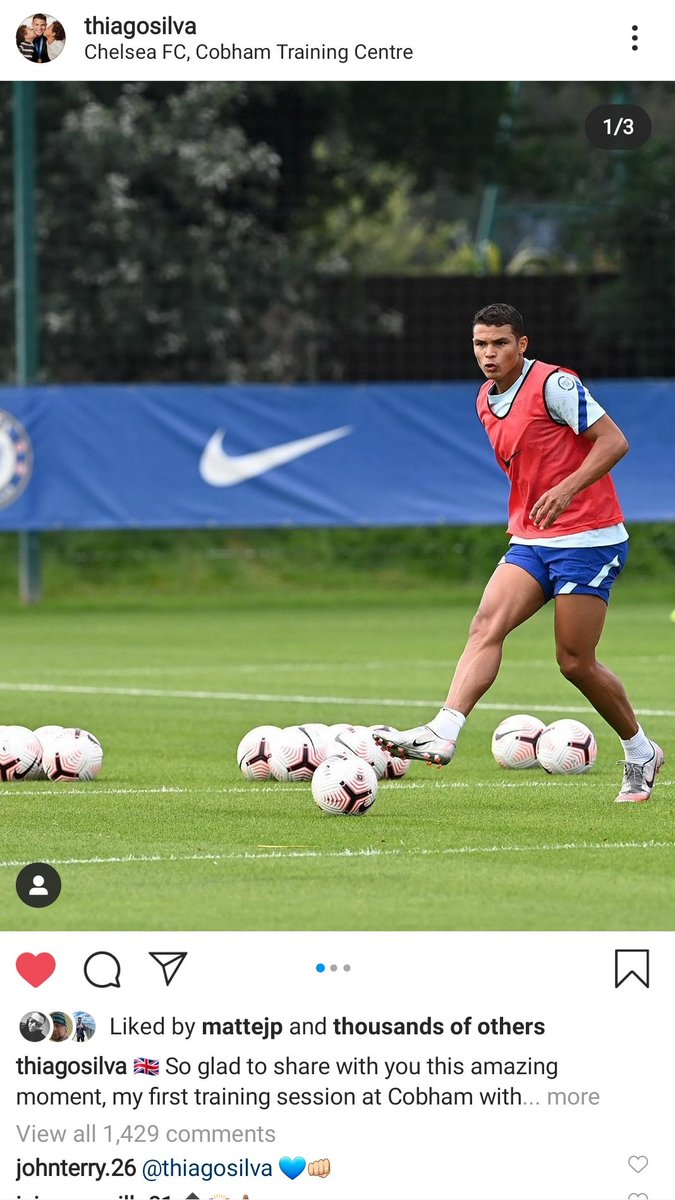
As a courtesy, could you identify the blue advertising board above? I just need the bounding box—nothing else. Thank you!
[0,381,672,530]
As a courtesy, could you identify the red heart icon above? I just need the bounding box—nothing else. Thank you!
[16,952,56,987]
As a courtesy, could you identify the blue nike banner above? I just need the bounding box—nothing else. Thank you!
[0,381,672,530]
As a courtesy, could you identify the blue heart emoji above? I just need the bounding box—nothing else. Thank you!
[279,1155,307,1180]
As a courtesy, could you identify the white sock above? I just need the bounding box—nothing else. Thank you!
[620,725,653,763]
[428,707,466,741]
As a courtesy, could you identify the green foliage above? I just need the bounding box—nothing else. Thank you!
[0,80,527,384]
[580,142,675,375]
[339,82,512,192]
[1,524,674,605]
[305,156,502,275]
[1,82,326,383]
[3,82,675,381]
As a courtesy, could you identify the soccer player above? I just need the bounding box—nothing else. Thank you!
[375,303,663,802]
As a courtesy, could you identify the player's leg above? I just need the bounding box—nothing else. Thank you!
[554,593,663,801]
[444,563,547,714]
[554,593,636,735]
[375,561,547,766]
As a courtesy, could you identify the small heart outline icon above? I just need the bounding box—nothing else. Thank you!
[628,1156,648,1173]
[16,952,56,988]
[279,1156,306,1180]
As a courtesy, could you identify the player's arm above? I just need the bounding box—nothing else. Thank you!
[529,415,629,530]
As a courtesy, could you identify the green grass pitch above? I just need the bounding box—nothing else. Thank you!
[1,589,673,932]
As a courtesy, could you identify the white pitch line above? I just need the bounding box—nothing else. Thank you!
[0,839,672,871]
[0,785,192,797]
[2,779,672,799]
[0,780,598,797]
[55,653,675,677]
[0,679,673,719]
[62,661,448,676]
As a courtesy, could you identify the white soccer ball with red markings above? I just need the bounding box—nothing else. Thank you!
[269,725,326,782]
[325,724,388,778]
[536,719,597,775]
[369,725,411,779]
[326,722,355,739]
[33,725,65,780]
[312,753,378,815]
[298,723,330,757]
[0,725,43,782]
[34,724,64,752]
[42,728,103,782]
[236,725,281,780]
[491,714,545,770]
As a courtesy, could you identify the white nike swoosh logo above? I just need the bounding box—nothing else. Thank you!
[199,425,353,487]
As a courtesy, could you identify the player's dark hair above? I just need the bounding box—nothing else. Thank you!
[33,12,47,20]
[473,303,524,339]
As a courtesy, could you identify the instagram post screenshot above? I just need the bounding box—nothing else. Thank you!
[0,3,674,1198]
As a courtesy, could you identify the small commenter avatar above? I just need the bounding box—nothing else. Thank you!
[308,1159,331,1178]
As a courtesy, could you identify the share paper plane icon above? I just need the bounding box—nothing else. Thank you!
[149,951,187,985]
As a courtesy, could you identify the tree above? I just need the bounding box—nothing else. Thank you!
[0,81,326,383]
[581,143,675,376]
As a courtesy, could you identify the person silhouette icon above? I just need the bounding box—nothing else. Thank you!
[16,862,61,907]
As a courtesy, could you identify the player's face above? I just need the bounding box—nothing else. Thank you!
[32,17,47,35]
[473,323,528,391]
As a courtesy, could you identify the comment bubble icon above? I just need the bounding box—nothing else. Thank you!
[84,951,121,988]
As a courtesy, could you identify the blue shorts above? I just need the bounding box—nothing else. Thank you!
[500,542,629,604]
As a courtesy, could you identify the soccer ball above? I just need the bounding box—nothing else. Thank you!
[536,719,597,775]
[236,725,281,780]
[33,725,65,780]
[491,714,545,769]
[369,725,411,779]
[34,724,64,751]
[298,723,330,757]
[326,722,355,738]
[325,724,388,778]
[0,725,43,781]
[269,725,325,782]
[312,754,378,815]
[42,728,103,781]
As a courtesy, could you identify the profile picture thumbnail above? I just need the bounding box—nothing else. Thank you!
[72,1011,96,1043]
[49,1011,73,1041]
[20,1010,51,1043]
[16,13,66,62]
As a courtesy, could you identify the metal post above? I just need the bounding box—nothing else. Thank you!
[475,183,500,246]
[475,82,522,254]
[13,81,42,603]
